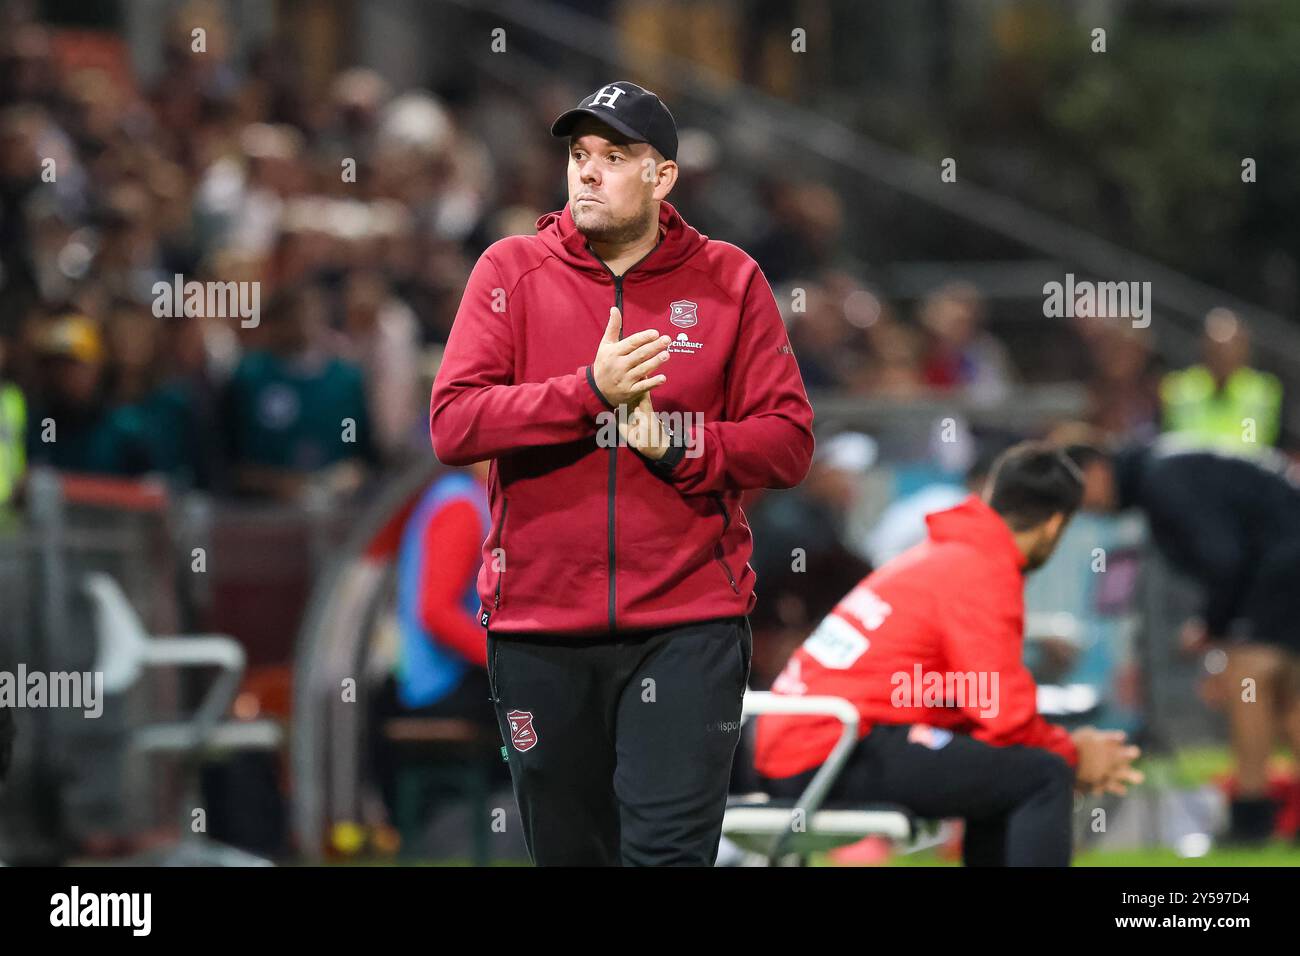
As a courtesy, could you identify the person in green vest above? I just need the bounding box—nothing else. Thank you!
[0,335,25,509]
[1160,308,1283,456]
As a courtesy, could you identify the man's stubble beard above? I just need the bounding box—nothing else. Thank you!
[571,196,655,245]
[1024,527,1065,573]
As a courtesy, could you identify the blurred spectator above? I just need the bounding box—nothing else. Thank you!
[1,0,1282,514]
[918,281,1013,403]
[752,180,845,284]
[0,336,24,508]
[333,269,421,459]
[748,431,876,637]
[24,310,153,476]
[0,105,52,335]
[370,461,506,820]
[223,283,375,501]
[668,128,746,239]
[103,299,159,406]
[783,274,880,392]
[140,312,228,492]
[194,122,306,261]
[320,68,392,166]
[1160,308,1283,456]
[93,182,171,304]
[1084,321,1162,442]
[860,305,926,397]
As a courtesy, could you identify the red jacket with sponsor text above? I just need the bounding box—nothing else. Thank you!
[753,495,1078,779]
[429,201,814,636]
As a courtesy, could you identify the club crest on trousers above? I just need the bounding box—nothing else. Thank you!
[507,709,538,752]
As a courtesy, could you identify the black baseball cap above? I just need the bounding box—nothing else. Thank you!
[550,81,678,162]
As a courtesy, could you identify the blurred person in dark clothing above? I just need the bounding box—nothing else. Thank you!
[103,299,159,406]
[751,181,845,285]
[0,105,56,336]
[1083,321,1162,443]
[223,282,376,501]
[783,276,877,392]
[102,299,223,491]
[747,431,875,642]
[1069,436,1300,843]
[24,310,154,476]
[139,311,229,492]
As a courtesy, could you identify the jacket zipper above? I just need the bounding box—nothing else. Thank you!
[608,274,622,633]
[586,238,662,635]
[493,498,509,610]
[713,492,739,594]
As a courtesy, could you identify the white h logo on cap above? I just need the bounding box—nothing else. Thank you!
[590,85,626,109]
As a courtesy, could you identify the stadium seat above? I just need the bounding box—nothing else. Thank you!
[720,691,920,865]
[85,572,281,865]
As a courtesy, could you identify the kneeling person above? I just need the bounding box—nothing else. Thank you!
[753,442,1141,866]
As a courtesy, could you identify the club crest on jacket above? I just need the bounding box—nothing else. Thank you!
[669,299,699,328]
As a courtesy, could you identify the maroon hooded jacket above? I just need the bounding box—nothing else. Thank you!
[430,201,815,636]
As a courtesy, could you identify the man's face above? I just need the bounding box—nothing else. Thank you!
[45,355,101,407]
[1078,459,1117,512]
[566,118,670,244]
[1204,322,1249,382]
[1023,512,1071,572]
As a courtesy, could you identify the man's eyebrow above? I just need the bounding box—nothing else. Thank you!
[569,136,639,151]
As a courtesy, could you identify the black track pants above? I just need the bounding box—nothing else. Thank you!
[762,724,1076,866]
[487,615,752,866]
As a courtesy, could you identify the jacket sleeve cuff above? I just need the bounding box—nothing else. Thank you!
[1059,733,1080,769]
[648,439,687,474]
[582,365,616,419]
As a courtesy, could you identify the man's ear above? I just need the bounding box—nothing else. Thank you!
[650,159,678,200]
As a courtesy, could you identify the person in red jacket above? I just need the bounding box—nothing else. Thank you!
[753,442,1142,865]
[428,82,814,866]
[370,460,508,826]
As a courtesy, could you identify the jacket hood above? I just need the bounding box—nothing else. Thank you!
[535,200,708,277]
[925,494,1027,571]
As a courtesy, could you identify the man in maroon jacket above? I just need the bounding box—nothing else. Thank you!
[429,82,815,865]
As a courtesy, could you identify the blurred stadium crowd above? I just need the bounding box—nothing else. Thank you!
[1,2,1287,507]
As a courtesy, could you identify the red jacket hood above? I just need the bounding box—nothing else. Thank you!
[925,494,1027,572]
[535,200,708,277]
